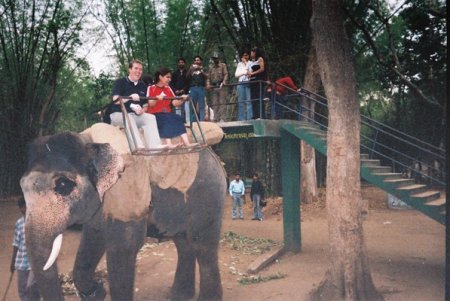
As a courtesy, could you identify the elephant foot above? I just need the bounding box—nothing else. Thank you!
[197,292,222,301]
[79,282,106,301]
[169,287,195,301]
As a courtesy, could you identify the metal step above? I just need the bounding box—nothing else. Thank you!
[396,184,428,195]
[425,197,445,207]
[361,159,381,166]
[372,172,405,180]
[360,153,370,160]
[412,191,442,204]
[384,178,416,188]
[366,166,392,173]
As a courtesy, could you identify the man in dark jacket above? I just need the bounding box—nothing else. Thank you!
[250,173,265,221]
[170,58,188,117]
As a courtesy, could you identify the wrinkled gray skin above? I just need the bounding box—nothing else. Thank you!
[20,132,226,301]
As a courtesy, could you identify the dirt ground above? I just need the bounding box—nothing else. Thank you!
[0,186,445,301]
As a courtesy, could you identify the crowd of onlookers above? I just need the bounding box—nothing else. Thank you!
[103,47,306,152]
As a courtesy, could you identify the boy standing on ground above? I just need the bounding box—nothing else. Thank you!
[250,173,265,221]
[10,198,40,301]
[229,173,246,220]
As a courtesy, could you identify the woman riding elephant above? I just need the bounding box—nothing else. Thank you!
[20,123,226,301]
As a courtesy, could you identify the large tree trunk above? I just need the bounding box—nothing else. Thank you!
[310,1,384,300]
[300,46,321,203]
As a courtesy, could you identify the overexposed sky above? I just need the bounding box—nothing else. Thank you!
[81,0,409,77]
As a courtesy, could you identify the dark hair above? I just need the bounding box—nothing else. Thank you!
[154,67,172,84]
[253,173,258,177]
[141,74,154,86]
[251,47,264,59]
[194,55,203,61]
[235,172,241,176]
[128,59,143,69]
[178,57,186,63]
[18,197,26,208]
[240,50,249,58]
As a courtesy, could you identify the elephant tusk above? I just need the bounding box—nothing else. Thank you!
[43,233,63,271]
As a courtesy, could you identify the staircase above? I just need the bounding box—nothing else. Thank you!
[218,83,445,225]
[280,119,445,224]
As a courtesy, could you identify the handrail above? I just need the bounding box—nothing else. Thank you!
[361,115,445,154]
[243,80,445,188]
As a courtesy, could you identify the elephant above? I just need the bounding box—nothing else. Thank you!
[20,123,226,300]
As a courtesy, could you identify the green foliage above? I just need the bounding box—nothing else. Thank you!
[349,0,446,146]
[55,68,113,132]
[208,0,311,80]
[0,0,445,195]
[221,231,280,255]
[99,0,209,73]
[238,272,286,285]
[0,0,88,194]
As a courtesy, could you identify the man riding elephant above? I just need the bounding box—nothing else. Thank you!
[20,123,226,301]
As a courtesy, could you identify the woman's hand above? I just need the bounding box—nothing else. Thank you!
[172,95,188,107]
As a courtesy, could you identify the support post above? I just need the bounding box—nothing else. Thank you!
[280,128,301,252]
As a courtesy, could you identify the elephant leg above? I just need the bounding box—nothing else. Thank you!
[171,234,196,300]
[73,225,107,300]
[105,217,147,301]
[195,243,223,301]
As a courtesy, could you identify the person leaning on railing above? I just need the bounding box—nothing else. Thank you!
[110,59,167,152]
[266,76,300,120]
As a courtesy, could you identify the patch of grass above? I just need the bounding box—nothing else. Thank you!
[238,272,286,285]
[60,270,107,296]
[221,231,280,255]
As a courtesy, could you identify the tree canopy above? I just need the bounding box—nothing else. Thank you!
[0,0,445,195]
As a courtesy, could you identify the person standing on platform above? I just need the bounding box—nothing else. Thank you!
[207,52,229,122]
[248,47,268,119]
[235,50,253,120]
[186,56,208,122]
[170,57,188,117]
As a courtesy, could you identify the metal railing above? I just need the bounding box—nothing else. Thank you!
[209,80,445,188]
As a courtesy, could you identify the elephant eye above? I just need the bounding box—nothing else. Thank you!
[54,176,76,196]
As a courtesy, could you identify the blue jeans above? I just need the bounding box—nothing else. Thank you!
[274,94,287,119]
[231,193,243,219]
[252,194,264,219]
[189,86,206,121]
[237,83,252,120]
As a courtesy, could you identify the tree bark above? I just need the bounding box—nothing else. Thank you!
[310,0,384,300]
[300,46,320,203]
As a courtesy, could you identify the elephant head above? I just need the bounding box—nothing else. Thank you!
[20,131,123,299]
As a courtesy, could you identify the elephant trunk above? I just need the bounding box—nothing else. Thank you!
[26,219,65,300]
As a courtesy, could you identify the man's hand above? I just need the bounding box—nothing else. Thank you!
[113,96,128,103]
[130,93,140,101]
[130,104,143,115]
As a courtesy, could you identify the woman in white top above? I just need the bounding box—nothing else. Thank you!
[234,51,253,120]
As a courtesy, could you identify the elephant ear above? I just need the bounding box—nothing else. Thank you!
[85,142,124,200]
